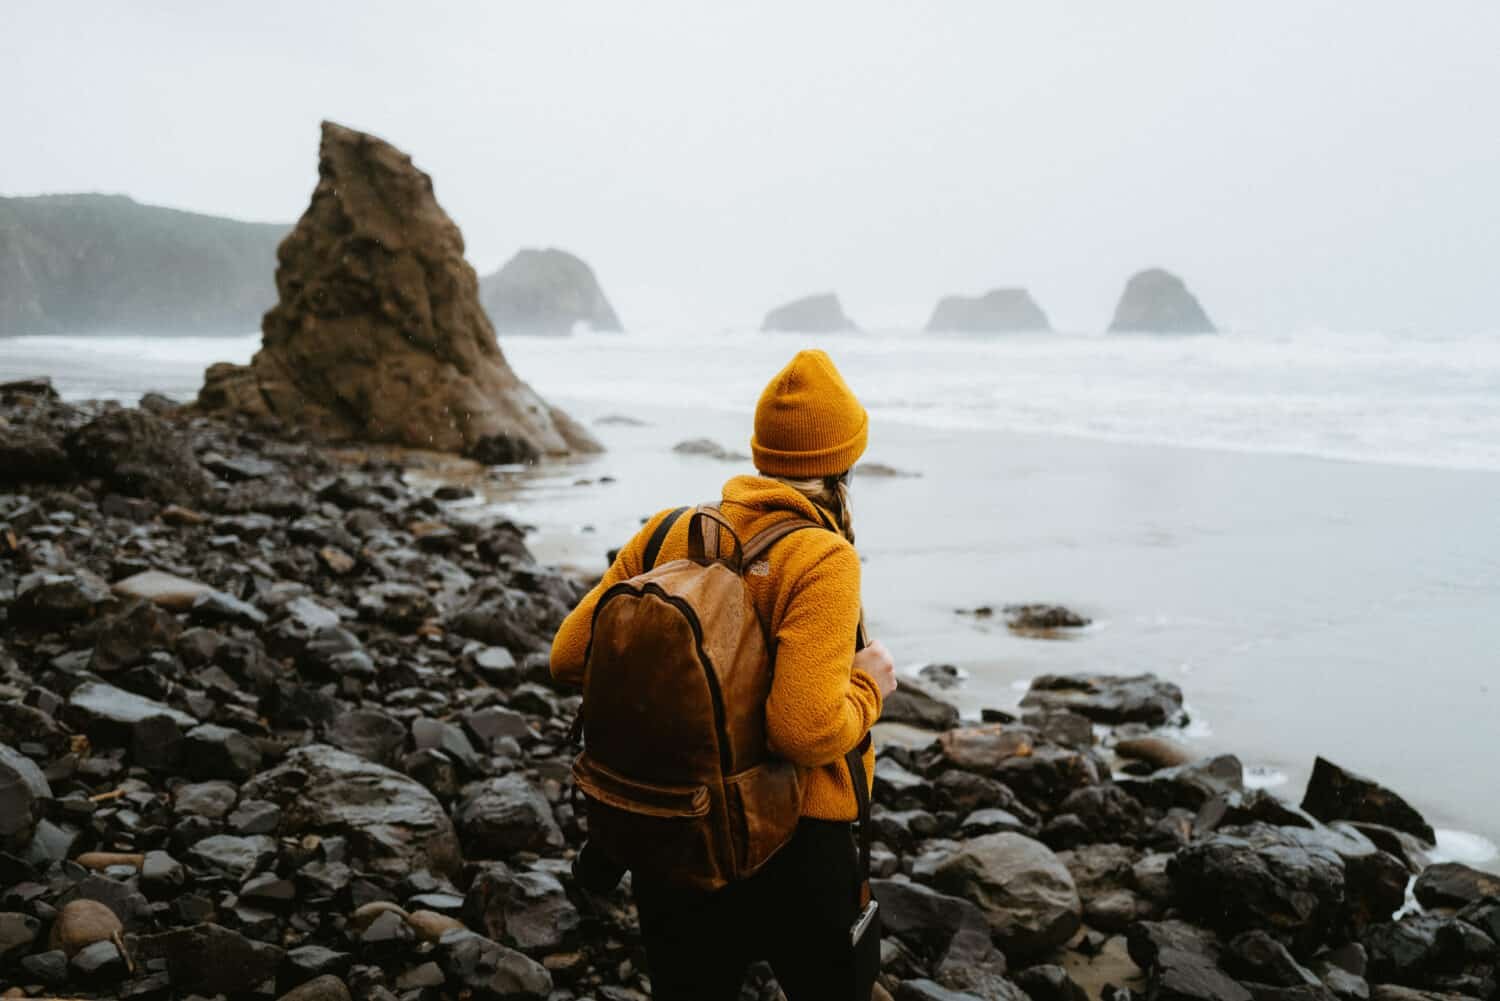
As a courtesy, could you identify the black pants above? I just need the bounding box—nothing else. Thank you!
[634,818,860,1001]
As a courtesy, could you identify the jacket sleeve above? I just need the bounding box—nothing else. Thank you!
[764,539,884,767]
[549,508,676,687]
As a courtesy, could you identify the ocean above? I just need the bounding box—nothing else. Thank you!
[4,328,1499,863]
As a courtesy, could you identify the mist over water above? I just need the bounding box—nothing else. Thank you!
[10,327,1500,472]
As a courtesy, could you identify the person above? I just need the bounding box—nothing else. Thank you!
[550,348,899,999]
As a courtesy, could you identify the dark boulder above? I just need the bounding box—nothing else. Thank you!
[1301,758,1435,845]
[464,866,580,954]
[931,832,1082,958]
[1022,673,1184,726]
[0,742,50,849]
[129,922,283,996]
[437,929,552,1000]
[1413,863,1500,910]
[456,774,564,858]
[881,677,961,730]
[63,408,210,504]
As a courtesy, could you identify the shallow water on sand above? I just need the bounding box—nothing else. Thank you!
[6,329,1499,861]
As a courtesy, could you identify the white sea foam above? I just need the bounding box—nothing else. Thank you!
[6,327,1500,471]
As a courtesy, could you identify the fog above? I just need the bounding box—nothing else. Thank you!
[4,1,1498,333]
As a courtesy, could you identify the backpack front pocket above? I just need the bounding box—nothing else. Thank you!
[572,754,721,887]
[724,757,802,878]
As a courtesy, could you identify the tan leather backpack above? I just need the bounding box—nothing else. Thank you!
[572,505,824,892]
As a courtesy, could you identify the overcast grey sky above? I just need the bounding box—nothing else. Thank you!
[3,1,1498,333]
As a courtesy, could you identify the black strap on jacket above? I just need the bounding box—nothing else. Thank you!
[642,506,688,571]
[847,623,873,904]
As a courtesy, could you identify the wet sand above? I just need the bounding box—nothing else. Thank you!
[416,394,1500,863]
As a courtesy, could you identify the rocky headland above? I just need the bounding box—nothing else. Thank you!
[761,292,859,333]
[0,193,287,338]
[1107,269,1217,335]
[196,122,598,463]
[479,249,623,336]
[926,290,1053,334]
[2,376,1497,1001]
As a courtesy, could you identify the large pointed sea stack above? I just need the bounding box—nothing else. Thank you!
[1107,268,1217,334]
[197,122,598,459]
[925,288,1052,333]
[480,248,622,335]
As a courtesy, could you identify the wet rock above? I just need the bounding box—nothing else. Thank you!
[70,937,127,982]
[1169,824,1347,951]
[457,774,565,858]
[0,426,72,482]
[0,910,41,961]
[932,832,1081,958]
[277,974,353,1001]
[324,709,406,766]
[1367,988,1473,1001]
[111,568,218,611]
[358,581,436,630]
[63,680,196,768]
[187,833,277,880]
[1301,757,1435,845]
[21,948,68,985]
[1021,673,1184,726]
[12,568,114,626]
[0,742,50,848]
[195,121,596,458]
[872,878,1007,987]
[140,850,186,896]
[1012,964,1090,1001]
[282,946,353,986]
[64,408,210,504]
[242,744,462,877]
[1004,604,1091,631]
[130,921,283,995]
[412,716,483,774]
[881,677,961,730]
[174,779,238,820]
[1116,735,1197,770]
[48,898,124,957]
[184,722,263,780]
[465,867,580,953]
[190,587,269,628]
[229,798,283,835]
[446,583,572,655]
[1126,920,1250,1001]
[1413,862,1500,910]
[1226,930,1323,987]
[90,598,182,673]
[438,929,553,1000]
[1120,754,1244,811]
[1060,783,1148,841]
[918,663,963,689]
[462,706,532,750]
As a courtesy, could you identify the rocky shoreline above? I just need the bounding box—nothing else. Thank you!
[2,379,1498,1001]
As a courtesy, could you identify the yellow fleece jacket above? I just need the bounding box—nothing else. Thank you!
[550,475,882,821]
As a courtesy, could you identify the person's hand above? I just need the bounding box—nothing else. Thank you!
[854,640,898,699]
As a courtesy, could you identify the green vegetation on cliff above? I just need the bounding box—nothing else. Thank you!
[0,193,287,336]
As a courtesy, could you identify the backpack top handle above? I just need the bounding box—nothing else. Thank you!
[686,505,746,572]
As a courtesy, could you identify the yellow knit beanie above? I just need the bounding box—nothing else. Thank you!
[751,350,868,477]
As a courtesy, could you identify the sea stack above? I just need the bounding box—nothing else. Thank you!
[761,292,858,333]
[0,194,285,337]
[925,288,1052,333]
[197,122,598,460]
[480,248,622,335]
[1107,268,1217,334]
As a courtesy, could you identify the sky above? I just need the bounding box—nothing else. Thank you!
[3,1,1498,333]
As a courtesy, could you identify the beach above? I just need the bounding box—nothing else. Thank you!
[5,329,1498,858]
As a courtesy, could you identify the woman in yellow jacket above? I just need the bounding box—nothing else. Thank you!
[550,349,898,999]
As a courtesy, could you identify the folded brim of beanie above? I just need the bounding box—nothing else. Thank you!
[750,415,867,478]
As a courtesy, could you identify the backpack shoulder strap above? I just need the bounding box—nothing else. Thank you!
[741,516,825,565]
[642,506,688,572]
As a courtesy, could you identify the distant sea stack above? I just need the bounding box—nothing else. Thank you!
[0,193,286,337]
[925,288,1051,333]
[1108,268,1217,334]
[480,248,622,335]
[761,292,858,333]
[197,121,599,461]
